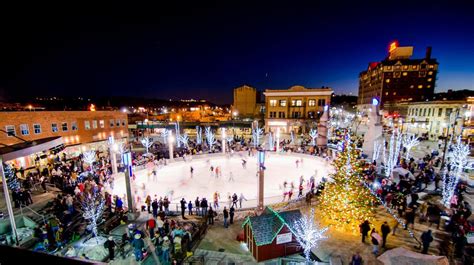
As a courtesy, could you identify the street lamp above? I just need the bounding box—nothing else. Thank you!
[257,150,266,212]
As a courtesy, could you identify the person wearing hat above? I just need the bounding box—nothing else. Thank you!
[161,236,171,263]
[104,236,116,260]
[132,233,145,261]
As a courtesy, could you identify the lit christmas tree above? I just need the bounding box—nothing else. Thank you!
[319,135,375,232]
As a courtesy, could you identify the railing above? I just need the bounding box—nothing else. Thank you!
[19,204,46,224]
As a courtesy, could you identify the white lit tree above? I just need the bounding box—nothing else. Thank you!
[293,208,328,263]
[402,133,420,160]
[81,188,105,239]
[442,136,472,206]
[140,137,153,154]
[382,128,403,177]
[268,132,274,150]
[252,126,263,147]
[290,131,295,145]
[175,122,181,148]
[373,140,382,162]
[83,150,96,173]
[178,133,190,148]
[196,126,203,144]
[161,129,169,145]
[308,129,317,146]
[205,126,216,151]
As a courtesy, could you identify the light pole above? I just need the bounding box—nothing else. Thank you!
[122,152,136,218]
[168,133,174,161]
[221,127,226,154]
[257,150,265,212]
[108,136,118,175]
[0,158,19,245]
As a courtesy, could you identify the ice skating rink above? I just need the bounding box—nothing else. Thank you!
[112,153,334,207]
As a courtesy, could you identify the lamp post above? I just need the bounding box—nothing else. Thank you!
[221,128,226,154]
[257,150,265,212]
[122,151,135,218]
[168,133,174,161]
[0,159,19,245]
[108,136,118,175]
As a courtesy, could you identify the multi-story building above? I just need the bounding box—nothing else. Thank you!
[233,85,257,118]
[263,85,332,133]
[0,111,128,168]
[358,42,439,114]
[403,98,473,140]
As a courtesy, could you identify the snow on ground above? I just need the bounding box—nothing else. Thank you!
[112,153,334,208]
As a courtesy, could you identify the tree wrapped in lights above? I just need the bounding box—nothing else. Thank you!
[402,133,420,160]
[178,133,190,148]
[205,126,216,151]
[319,135,375,231]
[196,126,203,144]
[290,131,295,145]
[252,126,263,147]
[161,129,169,145]
[80,189,105,239]
[83,150,96,173]
[175,122,181,148]
[372,140,382,162]
[140,137,153,154]
[382,128,402,177]
[442,136,472,206]
[268,132,274,150]
[308,129,317,146]
[2,163,20,191]
[293,208,328,263]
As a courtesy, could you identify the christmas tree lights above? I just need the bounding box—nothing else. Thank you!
[252,126,263,147]
[402,134,420,160]
[309,129,317,146]
[178,133,189,148]
[319,135,375,232]
[293,208,328,263]
[81,189,105,238]
[140,137,153,154]
[196,126,203,144]
[161,129,169,145]
[205,126,216,151]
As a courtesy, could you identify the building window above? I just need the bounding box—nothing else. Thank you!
[116,119,120,127]
[421,64,427,69]
[385,92,389,96]
[52,123,58,133]
[438,108,443,117]
[269,111,277,118]
[295,100,303,106]
[427,109,431,117]
[92,120,98,129]
[427,85,431,88]
[122,119,126,126]
[62,122,68,132]
[308,111,315,119]
[446,108,453,117]
[395,65,401,70]
[418,85,423,89]
[291,111,301,118]
[394,72,401,78]
[20,124,29,135]
[429,65,434,69]
[427,78,432,82]
[110,119,115,127]
[403,65,409,70]
[33,124,41,134]
[412,65,418,70]
[279,100,286,107]
[393,92,397,95]
[278,112,285,118]
[385,79,390,83]
[99,120,105,128]
[5,125,16,136]
[308,99,316,106]
[428,71,433,75]
[72,122,78,131]
[387,66,392,70]
[269,100,277,107]
[317,99,326,106]
[410,85,414,89]
[423,109,427,116]
[402,72,407,76]
[85,121,91,130]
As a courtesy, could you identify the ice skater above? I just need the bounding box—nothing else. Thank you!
[210,165,214,177]
[215,166,220,178]
[241,159,247,169]
[295,159,300,168]
[152,165,158,182]
[190,166,194,178]
[213,191,220,209]
[239,193,247,208]
[228,171,234,182]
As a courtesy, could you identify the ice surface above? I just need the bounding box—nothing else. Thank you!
[111,153,334,208]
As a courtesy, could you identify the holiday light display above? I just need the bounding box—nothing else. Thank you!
[442,136,472,206]
[161,129,169,145]
[319,136,375,231]
[225,136,234,145]
[382,128,402,177]
[205,126,216,151]
[402,134,420,160]
[2,163,20,191]
[140,137,153,154]
[196,126,203,144]
[252,126,263,147]
[268,132,274,150]
[372,140,382,162]
[82,150,96,174]
[178,133,189,148]
[81,189,105,238]
[309,129,317,146]
[290,131,295,145]
[175,121,181,148]
[293,208,328,263]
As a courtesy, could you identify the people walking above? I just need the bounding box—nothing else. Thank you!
[104,236,116,260]
[360,220,371,243]
[208,207,214,225]
[381,221,391,248]
[152,198,159,218]
[421,229,433,254]
[188,201,193,215]
[180,198,187,219]
[223,207,229,228]
[371,229,381,255]
[232,193,238,208]
[195,197,200,216]
[230,206,235,224]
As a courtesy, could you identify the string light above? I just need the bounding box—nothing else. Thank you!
[309,128,317,146]
[205,126,217,150]
[402,133,420,160]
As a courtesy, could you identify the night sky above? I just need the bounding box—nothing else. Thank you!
[0,1,473,104]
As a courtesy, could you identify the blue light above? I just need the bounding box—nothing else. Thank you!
[372,98,379,106]
[323,105,328,112]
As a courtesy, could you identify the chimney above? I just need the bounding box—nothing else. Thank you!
[425,46,432,59]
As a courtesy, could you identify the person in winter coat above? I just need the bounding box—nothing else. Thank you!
[180,198,187,219]
[371,229,381,255]
[360,220,371,243]
[195,197,200,216]
[421,229,433,254]
[146,215,156,239]
[223,207,229,228]
[188,201,193,215]
[229,206,235,224]
[104,236,116,260]
[381,221,391,248]
[132,233,145,261]
[145,195,152,213]
[208,207,214,225]
[152,199,159,218]
[201,198,208,217]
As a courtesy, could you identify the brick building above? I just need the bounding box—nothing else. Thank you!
[0,111,128,168]
[358,42,438,114]
[233,85,258,118]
